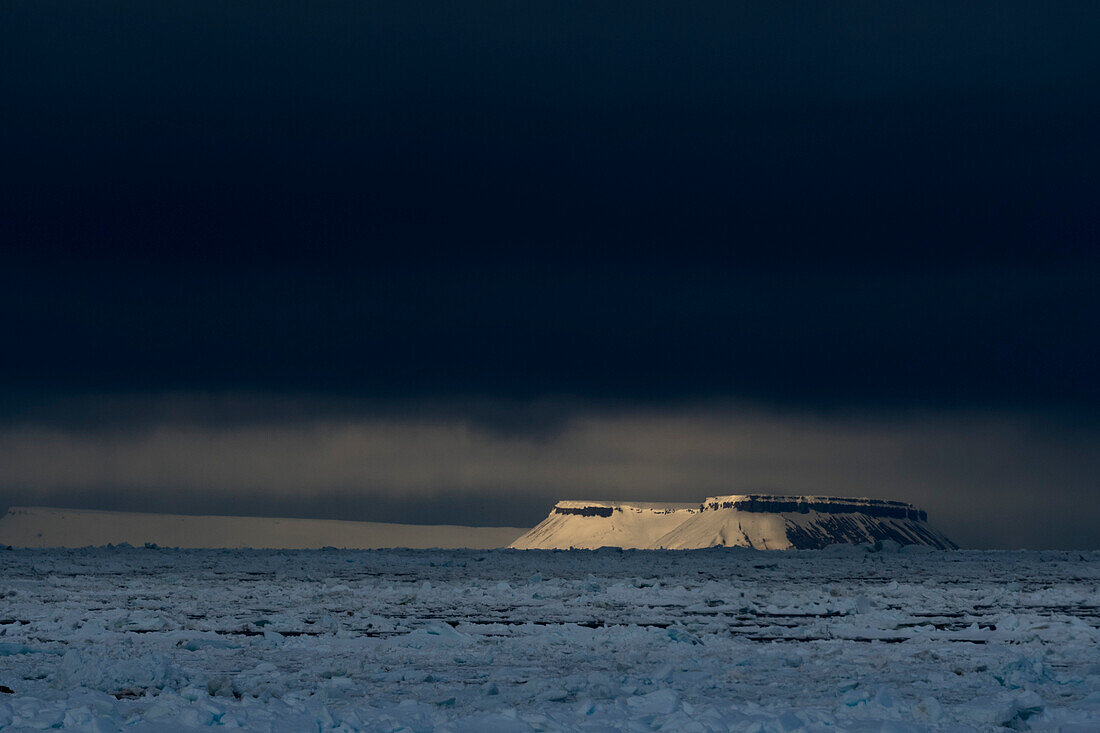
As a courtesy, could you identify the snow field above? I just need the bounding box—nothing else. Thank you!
[0,546,1098,731]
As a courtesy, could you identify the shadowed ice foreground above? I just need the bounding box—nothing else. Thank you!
[510,495,957,550]
[0,547,1096,730]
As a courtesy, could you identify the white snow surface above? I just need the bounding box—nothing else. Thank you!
[0,546,1097,731]
[509,501,698,550]
[655,506,793,549]
[0,506,527,549]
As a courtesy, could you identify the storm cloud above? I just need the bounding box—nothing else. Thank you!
[1,397,1096,549]
[1,2,1096,548]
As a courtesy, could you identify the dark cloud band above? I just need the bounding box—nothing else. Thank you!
[1,396,1096,549]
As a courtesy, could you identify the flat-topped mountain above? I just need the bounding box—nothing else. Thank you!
[511,495,956,550]
[655,495,956,550]
[509,500,698,550]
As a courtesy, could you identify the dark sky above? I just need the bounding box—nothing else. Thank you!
[1,2,1098,548]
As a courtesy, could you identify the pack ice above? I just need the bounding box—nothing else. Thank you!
[0,546,1097,731]
[511,495,957,550]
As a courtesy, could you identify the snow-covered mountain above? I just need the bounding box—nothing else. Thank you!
[512,495,956,550]
[654,495,956,550]
[508,500,698,550]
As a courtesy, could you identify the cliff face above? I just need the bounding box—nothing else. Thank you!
[702,495,928,522]
[508,501,698,550]
[511,495,957,550]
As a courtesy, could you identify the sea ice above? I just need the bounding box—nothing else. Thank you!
[0,547,1096,730]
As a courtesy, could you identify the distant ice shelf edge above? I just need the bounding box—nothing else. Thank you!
[0,506,528,550]
[509,495,957,551]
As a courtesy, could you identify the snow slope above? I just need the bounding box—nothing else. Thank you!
[509,500,698,549]
[0,506,527,549]
[654,494,957,550]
